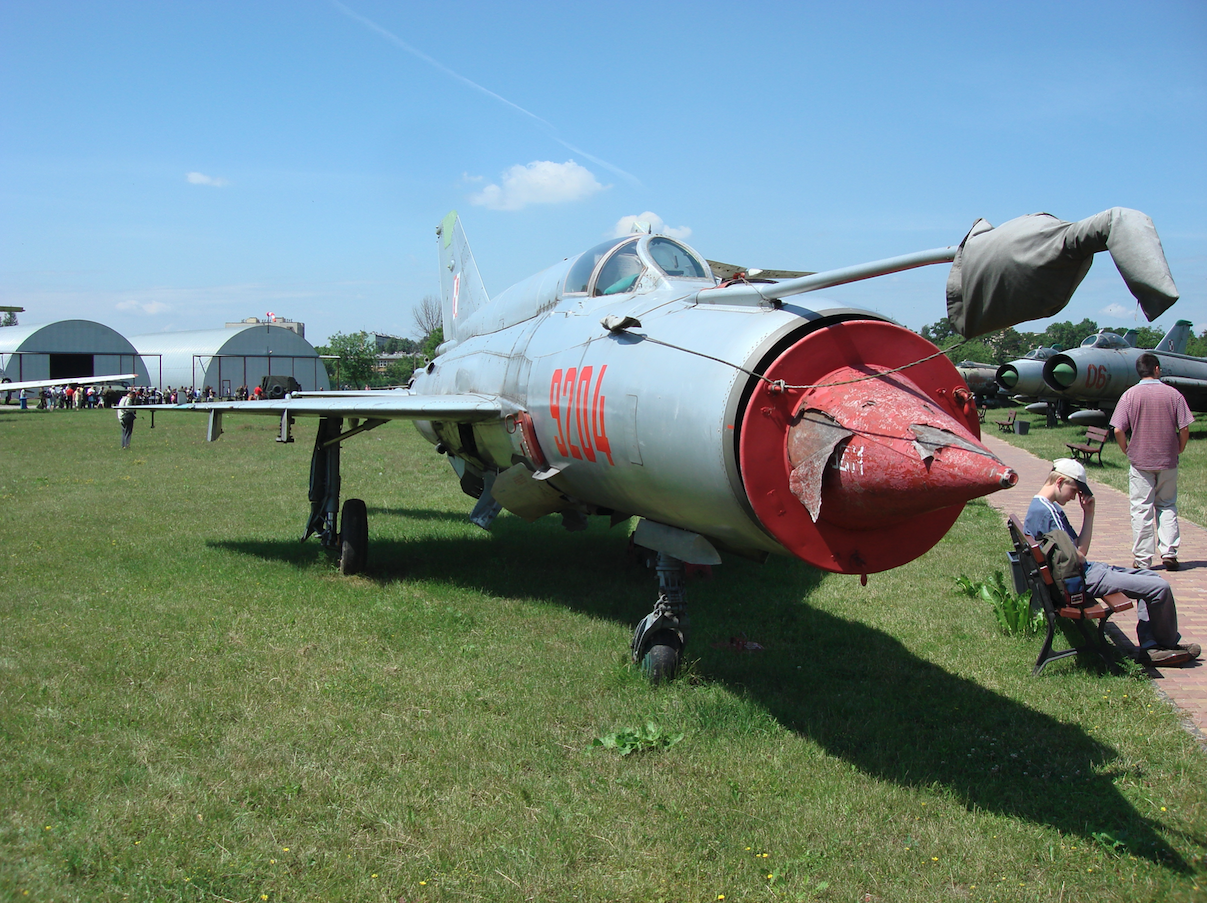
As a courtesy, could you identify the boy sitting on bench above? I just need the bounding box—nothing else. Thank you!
[1024,458,1200,667]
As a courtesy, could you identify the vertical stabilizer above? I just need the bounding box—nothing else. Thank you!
[1156,319,1192,354]
[436,211,489,345]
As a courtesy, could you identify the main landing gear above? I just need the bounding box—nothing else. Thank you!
[631,552,689,683]
[301,415,383,576]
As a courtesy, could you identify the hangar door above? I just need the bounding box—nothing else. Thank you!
[49,354,94,379]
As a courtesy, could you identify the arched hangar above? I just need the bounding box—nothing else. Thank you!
[131,323,331,395]
[0,319,150,385]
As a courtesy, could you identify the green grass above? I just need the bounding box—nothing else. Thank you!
[989,407,1207,528]
[2,407,1206,902]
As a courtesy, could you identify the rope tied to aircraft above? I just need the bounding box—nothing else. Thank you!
[631,332,971,391]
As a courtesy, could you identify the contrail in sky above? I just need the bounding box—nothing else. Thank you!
[331,1,640,186]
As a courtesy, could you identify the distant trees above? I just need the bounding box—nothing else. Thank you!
[1187,328,1207,359]
[412,295,441,343]
[314,331,378,389]
[316,295,447,388]
[916,316,1202,367]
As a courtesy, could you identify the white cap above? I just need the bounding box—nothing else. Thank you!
[1052,458,1091,496]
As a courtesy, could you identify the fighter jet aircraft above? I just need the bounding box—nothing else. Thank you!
[1038,320,1206,424]
[995,346,1063,404]
[157,207,1178,679]
[955,360,1005,403]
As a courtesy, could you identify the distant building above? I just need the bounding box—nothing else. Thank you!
[0,319,150,385]
[226,316,305,338]
[374,350,422,374]
[132,323,330,395]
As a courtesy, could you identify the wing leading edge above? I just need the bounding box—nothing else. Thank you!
[159,391,521,440]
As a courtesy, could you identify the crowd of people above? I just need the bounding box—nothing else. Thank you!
[5,380,301,410]
[5,384,227,409]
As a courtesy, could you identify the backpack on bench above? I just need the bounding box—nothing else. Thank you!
[1039,530,1086,604]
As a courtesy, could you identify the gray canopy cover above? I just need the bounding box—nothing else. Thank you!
[945,207,1179,339]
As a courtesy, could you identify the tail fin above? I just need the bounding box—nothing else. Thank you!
[1122,329,1138,347]
[1156,319,1192,354]
[437,211,489,345]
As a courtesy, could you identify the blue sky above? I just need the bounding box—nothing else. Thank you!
[2,0,1204,346]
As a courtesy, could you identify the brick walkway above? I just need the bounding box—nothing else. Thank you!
[981,435,1207,744]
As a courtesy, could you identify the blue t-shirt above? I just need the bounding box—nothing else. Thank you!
[1024,495,1076,544]
[1024,495,1090,590]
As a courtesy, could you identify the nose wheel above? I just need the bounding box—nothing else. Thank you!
[631,553,688,683]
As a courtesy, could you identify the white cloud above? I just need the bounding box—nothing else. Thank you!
[613,212,692,241]
[117,298,170,315]
[1099,303,1136,319]
[186,171,229,187]
[469,160,605,211]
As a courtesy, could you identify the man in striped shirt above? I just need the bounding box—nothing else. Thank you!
[1110,353,1194,571]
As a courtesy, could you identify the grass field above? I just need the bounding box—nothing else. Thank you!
[2,407,1205,902]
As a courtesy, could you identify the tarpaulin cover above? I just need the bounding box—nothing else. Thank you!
[946,208,1179,339]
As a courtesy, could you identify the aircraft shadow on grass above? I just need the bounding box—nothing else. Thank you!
[211,516,1197,871]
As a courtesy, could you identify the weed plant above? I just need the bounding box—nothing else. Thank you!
[956,571,1045,638]
[2,408,1206,901]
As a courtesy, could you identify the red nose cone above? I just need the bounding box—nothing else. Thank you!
[740,320,1016,574]
[788,366,1017,530]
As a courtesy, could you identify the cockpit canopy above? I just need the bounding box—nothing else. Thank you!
[1023,346,1059,360]
[563,235,711,297]
[1079,331,1130,350]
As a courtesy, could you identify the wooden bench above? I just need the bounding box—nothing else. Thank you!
[1007,515,1133,675]
[1065,425,1110,466]
[993,409,1017,433]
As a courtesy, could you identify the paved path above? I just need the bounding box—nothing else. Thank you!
[981,435,1207,744]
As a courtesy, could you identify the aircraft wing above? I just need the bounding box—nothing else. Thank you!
[1160,376,1207,411]
[1,373,139,393]
[159,390,522,431]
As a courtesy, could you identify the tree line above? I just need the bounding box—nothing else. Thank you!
[920,318,1207,366]
[314,295,443,389]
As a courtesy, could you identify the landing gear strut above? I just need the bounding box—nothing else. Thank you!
[303,416,383,575]
[631,552,689,683]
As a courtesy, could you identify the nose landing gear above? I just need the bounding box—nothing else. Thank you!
[631,552,690,683]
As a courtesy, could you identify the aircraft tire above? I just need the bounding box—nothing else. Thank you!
[339,498,368,576]
[640,630,681,684]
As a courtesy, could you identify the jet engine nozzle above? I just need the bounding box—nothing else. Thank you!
[1044,354,1078,390]
[740,320,1016,575]
[996,363,1020,389]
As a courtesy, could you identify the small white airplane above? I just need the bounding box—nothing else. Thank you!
[1,373,139,395]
